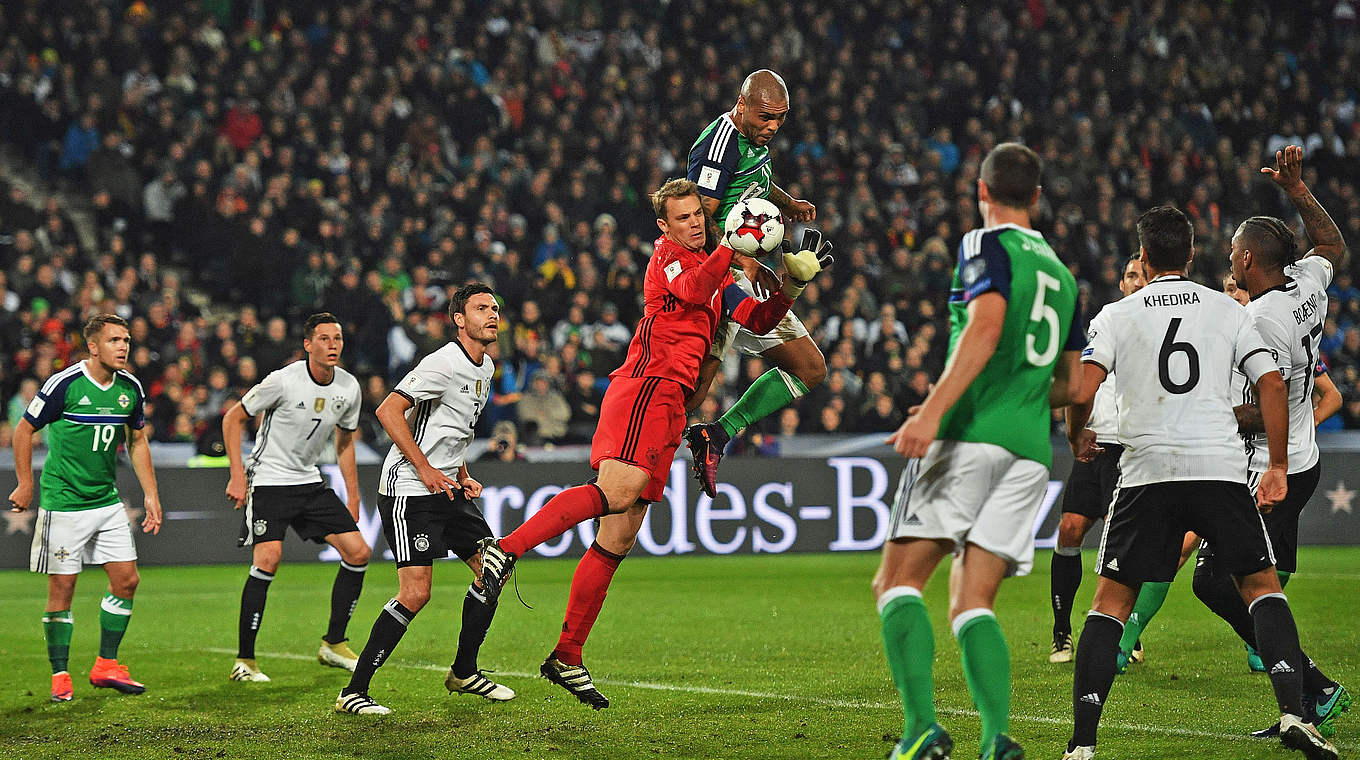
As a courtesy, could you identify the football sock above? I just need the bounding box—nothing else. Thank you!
[1050,546,1082,637]
[1192,563,1258,646]
[956,609,1010,753]
[878,588,936,740]
[1249,593,1305,716]
[43,609,73,674]
[451,583,498,679]
[1303,653,1339,695]
[324,561,367,645]
[717,368,808,438]
[1118,581,1170,656]
[237,566,274,659]
[1071,611,1123,749]
[554,542,626,666]
[345,599,416,695]
[98,593,133,660]
[501,483,606,557]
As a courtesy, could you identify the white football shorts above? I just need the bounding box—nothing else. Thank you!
[30,503,137,574]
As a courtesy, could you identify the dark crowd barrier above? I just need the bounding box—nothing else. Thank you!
[4,447,1360,567]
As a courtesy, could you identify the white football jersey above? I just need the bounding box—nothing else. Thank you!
[1238,255,1332,474]
[380,341,493,497]
[242,360,361,487]
[1083,275,1278,487]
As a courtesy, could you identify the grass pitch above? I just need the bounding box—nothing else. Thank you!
[1,548,1357,759]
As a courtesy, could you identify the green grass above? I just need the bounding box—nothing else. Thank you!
[1,548,1358,759]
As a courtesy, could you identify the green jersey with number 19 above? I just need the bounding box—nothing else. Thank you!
[22,362,147,511]
[687,113,773,223]
[939,224,1083,466]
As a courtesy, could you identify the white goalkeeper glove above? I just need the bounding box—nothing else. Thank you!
[781,228,835,298]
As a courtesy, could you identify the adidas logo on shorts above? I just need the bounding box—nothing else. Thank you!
[1105,558,1120,571]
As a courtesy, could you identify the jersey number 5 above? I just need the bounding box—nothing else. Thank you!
[1026,270,1062,366]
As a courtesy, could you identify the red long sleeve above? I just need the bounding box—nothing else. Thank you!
[664,244,735,304]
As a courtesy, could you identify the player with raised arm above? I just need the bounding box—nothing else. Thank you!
[9,314,162,701]
[1062,206,1336,760]
[1194,145,1349,738]
[1049,256,1145,665]
[335,284,513,716]
[874,143,1084,760]
[476,178,827,709]
[682,69,830,498]
[222,313,367,682]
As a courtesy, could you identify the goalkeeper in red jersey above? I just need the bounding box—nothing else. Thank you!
[475,177,831,707]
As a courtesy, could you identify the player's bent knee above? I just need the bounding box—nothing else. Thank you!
[111,572,140,598]
[397,587,431,612]
[1056,514,1091,548]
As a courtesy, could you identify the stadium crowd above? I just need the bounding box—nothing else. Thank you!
[3,0,1360,455]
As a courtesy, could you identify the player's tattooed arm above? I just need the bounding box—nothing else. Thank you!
[1264,145,1347,269]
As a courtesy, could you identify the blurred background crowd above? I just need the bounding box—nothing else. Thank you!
[4,0,1360,458]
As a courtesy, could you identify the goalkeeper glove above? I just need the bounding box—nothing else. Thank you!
[781,228,835,298]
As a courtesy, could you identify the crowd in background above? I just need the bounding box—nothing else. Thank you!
[5,0,1360,458]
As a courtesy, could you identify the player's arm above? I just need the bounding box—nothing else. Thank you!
[1239,321,1289,508]
[375,391,460,499]
[1065,363,1108,462]
[887,292,1005,458]
[766,182,815,223]
[1264,144,1347,270]
[665,243,739,304]
[1049,350,1084,408]
[1313,370,1342,426]
[334,428,361,521]
[125,425,162,535]
[1235,313,1293,435]
[7,418,37,511]
[222,401,253,508]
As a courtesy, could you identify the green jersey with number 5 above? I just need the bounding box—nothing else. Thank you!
[939,224,1083,466]
[21,363,146,511]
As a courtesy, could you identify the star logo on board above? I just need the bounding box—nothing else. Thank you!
[4,508,35,535]
[1326,481,1355,514]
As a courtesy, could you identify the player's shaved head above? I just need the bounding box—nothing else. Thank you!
[1137,206,1194,271]
[1234,216,1296,271]
[740,69,788,107]
[979,143,1041,209]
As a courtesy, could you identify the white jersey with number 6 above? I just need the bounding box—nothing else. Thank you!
[241,360,362,487]
[1237,256,1332,474]
[1082,275,1278,487]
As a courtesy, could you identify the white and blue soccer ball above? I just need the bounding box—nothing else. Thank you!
[724,197,785,256]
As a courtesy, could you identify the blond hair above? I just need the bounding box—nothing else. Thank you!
[650,178,700,219]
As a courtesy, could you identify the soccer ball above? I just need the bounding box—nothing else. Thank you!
[724,197,785,256]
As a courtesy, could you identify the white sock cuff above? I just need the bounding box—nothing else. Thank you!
[1086,610,1125,629]
[249,566,275,581]
[1054,545,1082,557]
[1248,591,1288,614]
[340,560,368,572]
[951,607,995,638]
[776,368,808,398]
[383,598,412,627]
[876,585,922,614]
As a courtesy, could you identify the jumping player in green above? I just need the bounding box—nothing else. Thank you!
[10,314,163,702]
[683,68,828,498]
[873,143,1084,760]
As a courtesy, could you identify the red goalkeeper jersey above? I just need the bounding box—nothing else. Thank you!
[613,235,794,391]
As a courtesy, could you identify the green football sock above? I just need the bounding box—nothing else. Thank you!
[43,610,73,674]
[717,368,808,438]
[1119,581,1170,656]
[956,610,1010,753]
[879,589,936,739]
[99,593,133,659]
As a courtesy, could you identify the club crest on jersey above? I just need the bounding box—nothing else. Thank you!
[253,520,267,535]
[54,546,70,561]
[117,393,130,409]
[315,397,326,412]
[414,534,430,552]
[332,396,346,410]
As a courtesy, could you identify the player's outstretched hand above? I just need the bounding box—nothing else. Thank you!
[886,409,940,459]
[418,462,462,500]
[1261,145,1304,191]
[1256,467,1287,513]
[735,253,781,299]
[9,482,32,512]
[781,229,834,298]
[787,198,816,223]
